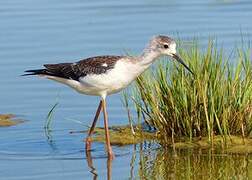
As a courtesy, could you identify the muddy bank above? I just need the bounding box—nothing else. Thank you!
[0,114,25,127]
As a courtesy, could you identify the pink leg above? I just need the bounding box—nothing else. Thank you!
[85,100,102,151]
[85,150,98,178]
[102,99,114,159]
[107,156,112,179]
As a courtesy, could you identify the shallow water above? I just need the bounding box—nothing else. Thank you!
[0,0,252,179]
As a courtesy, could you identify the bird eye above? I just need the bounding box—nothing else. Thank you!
[163,44,169,49]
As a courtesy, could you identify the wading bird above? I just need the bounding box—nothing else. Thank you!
[24,35,193,159]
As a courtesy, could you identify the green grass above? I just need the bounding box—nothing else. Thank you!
[125,40,252,146]
[45,101,59,131]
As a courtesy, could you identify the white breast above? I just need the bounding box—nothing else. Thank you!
[78,59,147,96]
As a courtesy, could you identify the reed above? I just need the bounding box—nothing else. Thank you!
[45,101,59,131]
[125,41,252,145]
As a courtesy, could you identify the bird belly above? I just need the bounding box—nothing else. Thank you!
[41,75,100,95]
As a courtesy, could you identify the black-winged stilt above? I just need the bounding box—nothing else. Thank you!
[23,35,193,159]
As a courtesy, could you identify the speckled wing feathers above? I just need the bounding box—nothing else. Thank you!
[75,56,121,78]
[24,56,122,81]
[43,63,77,80]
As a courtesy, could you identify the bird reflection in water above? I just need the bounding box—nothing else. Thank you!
[85,150,112,180]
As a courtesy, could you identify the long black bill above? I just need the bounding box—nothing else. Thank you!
[172,54,194,75]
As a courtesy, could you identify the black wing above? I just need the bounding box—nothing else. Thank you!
[23,56,122,81]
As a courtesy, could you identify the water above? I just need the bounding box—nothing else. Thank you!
[0,0,252,179]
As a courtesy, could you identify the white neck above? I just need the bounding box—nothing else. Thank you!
[138,48,161,67]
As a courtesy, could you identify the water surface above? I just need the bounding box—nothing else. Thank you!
[0,0,252,179]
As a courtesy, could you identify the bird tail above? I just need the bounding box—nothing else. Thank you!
[22,69,48,76]
[23,63,76,80]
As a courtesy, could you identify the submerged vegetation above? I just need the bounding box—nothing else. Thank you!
[125,41,252,146]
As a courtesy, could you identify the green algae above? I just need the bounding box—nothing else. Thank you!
[90,125,252,154]
[170,135,252,154]
[0,114,25,127]
[90,125,156,146]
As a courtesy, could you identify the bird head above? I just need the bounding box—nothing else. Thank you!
[150,35,193,75]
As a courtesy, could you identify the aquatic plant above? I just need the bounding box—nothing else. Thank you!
[45,101,59,131]
[125,40,252,145]
[44,100,59,142]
